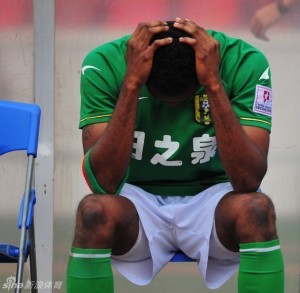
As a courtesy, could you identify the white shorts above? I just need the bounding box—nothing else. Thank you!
[112,182,240,289]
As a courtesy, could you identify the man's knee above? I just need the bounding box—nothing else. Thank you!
[216,192,278,250]
[73,194,120,248]
[244,193,276,225]
[76,194,108,231]
[73,194,139,250]
[234,192,277,242]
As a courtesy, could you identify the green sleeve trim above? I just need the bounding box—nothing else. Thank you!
[240,117,272,132]
[240,117,271,126]
[80,114,112,124]
[79,114,112,129]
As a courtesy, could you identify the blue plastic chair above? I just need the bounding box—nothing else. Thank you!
[0,100,41,293]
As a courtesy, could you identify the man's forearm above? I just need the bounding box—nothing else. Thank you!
[206,82,268,192]
[90,82,141,194]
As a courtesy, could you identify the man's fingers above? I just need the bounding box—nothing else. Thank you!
[178,36,196,46]
[174,17,208,38]
[134,21,168,39]
[150,37,173,50]
[129,21,169,48]
[174,17,201,34]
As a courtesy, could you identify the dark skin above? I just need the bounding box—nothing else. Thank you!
[73,18,277,255]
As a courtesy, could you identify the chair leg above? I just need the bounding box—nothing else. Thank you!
[15,227,28,293]
[16,156,34,293]
[29,221,38,293]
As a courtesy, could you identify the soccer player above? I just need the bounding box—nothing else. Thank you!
[67,18,284,292]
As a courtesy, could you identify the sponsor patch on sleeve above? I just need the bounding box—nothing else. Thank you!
[253,85,272,117]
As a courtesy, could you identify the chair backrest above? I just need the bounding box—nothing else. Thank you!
[0,100,41,156]
[0,100,41,292]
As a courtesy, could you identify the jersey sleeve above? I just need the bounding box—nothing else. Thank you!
[79,37,129,194]
[79,38,128,129]
[225,42,273,132]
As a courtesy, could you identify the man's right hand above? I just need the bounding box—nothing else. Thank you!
[125,21,172,89]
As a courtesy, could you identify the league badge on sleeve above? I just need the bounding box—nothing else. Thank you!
[253,85,272,117]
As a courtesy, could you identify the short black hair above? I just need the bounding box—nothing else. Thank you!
[146,21,198,97]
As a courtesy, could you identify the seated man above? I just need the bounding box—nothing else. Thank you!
[67,18,284,292]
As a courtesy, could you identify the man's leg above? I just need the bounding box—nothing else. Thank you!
[67,194,139,293]
[215,192,284,293]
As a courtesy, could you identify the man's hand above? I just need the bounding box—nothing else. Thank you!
[82,21,172,194]
[173,17,221,90]
[250,0,297,41]
[125,21,172,89]
[250,2,282,41]
[174,17,269,192]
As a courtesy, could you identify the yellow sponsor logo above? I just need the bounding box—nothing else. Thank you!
[194,94,212,125]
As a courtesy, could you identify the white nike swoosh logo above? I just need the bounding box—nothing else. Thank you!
[81,65,102,75]
[259,67,270,80]
[138,97,149,100]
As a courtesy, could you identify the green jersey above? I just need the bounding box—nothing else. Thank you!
[79,31,272,196]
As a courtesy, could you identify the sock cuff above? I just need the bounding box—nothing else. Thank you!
[71,247,112,258]
[239,239,280,253]
[68,247,113,279]
[239,239,284,274]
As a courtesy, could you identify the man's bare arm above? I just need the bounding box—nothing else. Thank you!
[175,18,269,192]
[81,21,172,194]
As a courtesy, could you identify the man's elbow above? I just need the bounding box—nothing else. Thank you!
[232,168,267,193]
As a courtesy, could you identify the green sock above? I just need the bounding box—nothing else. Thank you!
[67,247,114,293]
[238,239,284,293]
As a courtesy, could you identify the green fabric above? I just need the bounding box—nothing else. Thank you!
[238,239,284,293]
[67,247,114,293]
[79,31,272,196]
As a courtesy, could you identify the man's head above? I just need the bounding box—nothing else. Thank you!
[146,21,199,104]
